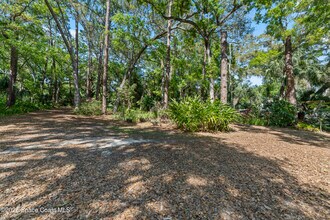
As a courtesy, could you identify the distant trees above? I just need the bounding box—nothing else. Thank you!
[0,0,328,114]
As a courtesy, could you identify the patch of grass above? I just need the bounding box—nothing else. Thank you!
[0,99,52,117]
[74,100,102,116]
[296,122,320,132]
[113,109,156,123]
[241,116,268,126]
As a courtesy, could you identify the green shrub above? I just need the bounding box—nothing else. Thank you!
[241,116,268,126]
[74,100,102,116]
[267,100,296,127]
[0,98,51,117]
[296,122,320,132]
[114,108,156,123]
[169,97,240,132]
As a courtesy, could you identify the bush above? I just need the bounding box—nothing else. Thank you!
[296,122,320,132]
[74,100,102,116]
[0,98,51,117]
[169,97,240,132]
[267,100,296,127]
[242,116,268,126]
[114,108,156,123]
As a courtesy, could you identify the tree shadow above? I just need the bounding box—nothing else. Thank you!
[0,109,329,219]
[237,124,330,149]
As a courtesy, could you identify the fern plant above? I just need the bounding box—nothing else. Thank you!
[169,97,240,132]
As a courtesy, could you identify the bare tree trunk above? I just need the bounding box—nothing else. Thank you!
[49,18,58,104]
[45,0,80,107]
[220,30,228,104]
[74,16,80,107]
[200,45,207,99]
[7,46,18,107]
[86,42,92,100]
[206,40,214,102]
[102,0,111,114]
[284,35,296,105]
[96,45,103,100]
[161,59,165,103]
[51,58,58,104]
[163,0,173,109]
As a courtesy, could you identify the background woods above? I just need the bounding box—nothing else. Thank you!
[0,0,329,130]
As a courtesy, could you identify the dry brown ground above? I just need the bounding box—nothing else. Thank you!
[0,108,329,220]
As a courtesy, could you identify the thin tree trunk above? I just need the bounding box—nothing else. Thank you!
[163,0,173,109]
[51,58,58,103]
[49,19,58,104]
[86,42,92,100]
[161,59,165,104]
[7,46,18,107]
[113,69,128,113]
[206,40,214,102]
[220,30,228,104]
[96,45,103,100]
[102,0,111,114]
[284,35,296,105]
[200,45,207,99]
[45,0,80,107]
[74,16,80,107]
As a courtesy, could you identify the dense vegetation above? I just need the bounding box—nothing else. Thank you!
[0,0,329,131]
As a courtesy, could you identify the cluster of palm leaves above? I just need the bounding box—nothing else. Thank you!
[169,97,240,132]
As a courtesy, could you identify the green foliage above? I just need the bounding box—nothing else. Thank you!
[114,108,156,123]
[267,100,297,127]
[139,95,155,111]
[296,122,320,132]
[169,97,240,132]
[0,97,51,117]
[241,115,268,126]
[302,101,330,131]
[74,100,102,116]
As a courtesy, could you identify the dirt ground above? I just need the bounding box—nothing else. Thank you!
[0,108,329,219]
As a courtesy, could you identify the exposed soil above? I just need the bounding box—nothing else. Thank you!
[0,108,329,219]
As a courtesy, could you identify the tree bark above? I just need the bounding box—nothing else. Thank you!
[86,42,92,100]
[96,44,103,100]
[7,46,18,107]
[45,0,80,107]
[206,40,214,102]
[284,35,296,105]
[220,30,228,104]
[163,0,173,109]
[74,16,80,107]
[102,0,111,114]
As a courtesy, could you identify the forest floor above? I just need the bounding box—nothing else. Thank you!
[0,108,329,219]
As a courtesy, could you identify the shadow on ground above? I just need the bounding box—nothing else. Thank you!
[0,109,329,219]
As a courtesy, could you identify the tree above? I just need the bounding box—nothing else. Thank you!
[163,0,173,109]
[102,0,111,114]
[45,0,81,108]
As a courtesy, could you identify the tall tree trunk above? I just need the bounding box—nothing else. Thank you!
[220,30,228,104]
[74,16,80,107]
[206,40,214,102]
[96,45,103,100]
[200,44,207,99]
[161,59,165,104]
[163,0,173,109]
[284,35,296,105]
[49,18,58,104]
[86,42,92,100]
[102,0,111,114]
[51,58,58,104]
[45,0,80,107]
[7,46,18,107]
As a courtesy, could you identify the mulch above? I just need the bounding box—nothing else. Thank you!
[0,109,329,219]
